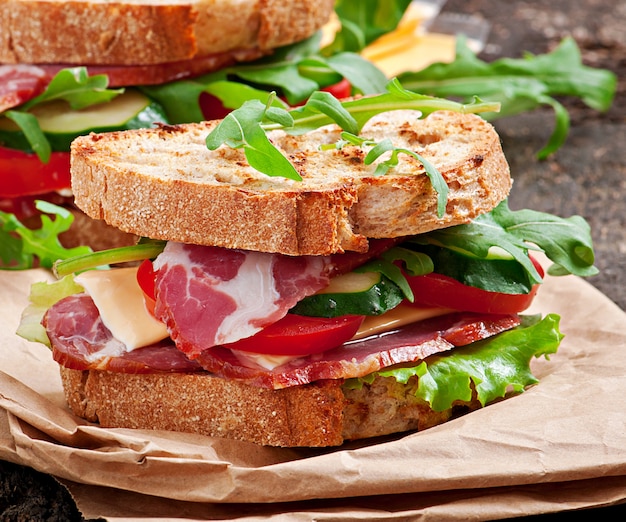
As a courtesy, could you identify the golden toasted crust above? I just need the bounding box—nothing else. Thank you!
[0,0,335,65]
[60,367,480,447]
[70,110,512,255]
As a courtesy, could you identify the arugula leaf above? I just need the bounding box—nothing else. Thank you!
[324,130,449,217]
[397,37,617,158]
[374,314,563,411]
[141,31,388,119]
[0,201,92,270]
[205,98,301,181]
[279,78,499,136]
[323,0,413,55]
[419,199,598,285]
[355,246,434,302]
[21,67,121,111]
[206,79,498,214]
[4,110,51,162]
[3,67,122,162]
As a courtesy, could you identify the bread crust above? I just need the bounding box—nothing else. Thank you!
[70,110,512,255]
[60,366,480,447]
[0,0,335,65]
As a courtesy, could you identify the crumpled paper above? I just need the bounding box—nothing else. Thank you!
[1,267,625,520]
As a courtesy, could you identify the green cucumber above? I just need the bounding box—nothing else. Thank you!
[410,244,535,294]
[0,89,168,152]
[291,271,404,318]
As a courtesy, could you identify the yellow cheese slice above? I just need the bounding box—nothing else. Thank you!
[75,267,169,351]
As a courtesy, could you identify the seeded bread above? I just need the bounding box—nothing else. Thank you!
[60,366,479,447]
[70,110,512,256]
[0,0,335,65]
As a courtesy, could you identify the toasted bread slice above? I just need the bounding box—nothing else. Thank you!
[0,0,335,65]
[70,110,512,255]
[60,366,480,447]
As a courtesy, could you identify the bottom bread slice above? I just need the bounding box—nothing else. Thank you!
[60,367,480,447]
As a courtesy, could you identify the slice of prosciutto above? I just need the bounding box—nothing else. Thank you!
[152,243,333,357]
[194,313,522,389]
[43,294,202,374]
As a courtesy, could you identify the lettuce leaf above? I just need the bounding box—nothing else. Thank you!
[369,314,563,411]
[16,274,83,347]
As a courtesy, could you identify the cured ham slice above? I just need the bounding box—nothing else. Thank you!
[152,243,332,357]
[43,294,202,374]
[194,313,522,389]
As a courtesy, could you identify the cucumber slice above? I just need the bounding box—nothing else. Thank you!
[0,90,168,152]
[411,244,535,294]
[291,271,404,318]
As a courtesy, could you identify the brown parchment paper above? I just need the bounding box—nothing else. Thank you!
[1,266,626,521]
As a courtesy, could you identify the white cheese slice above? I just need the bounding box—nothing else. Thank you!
[75,267,169,351]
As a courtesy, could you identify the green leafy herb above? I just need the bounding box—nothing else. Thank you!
[326,131,449,217]
[397,37,617,158]
[0,201,92,270]
[354,246,434,302]
[205,96,301,181]
[3,67,122,161]
[205,79,498,210]
[323,0,413,55]
[418,199,598,286]
[347,314,563,411]
[141,33,389,122]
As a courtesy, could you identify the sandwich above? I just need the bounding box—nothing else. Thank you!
[18,82,597,447]
[0,0,389,266]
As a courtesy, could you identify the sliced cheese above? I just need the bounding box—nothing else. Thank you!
[75,267,169,351]
[353,303,452,340]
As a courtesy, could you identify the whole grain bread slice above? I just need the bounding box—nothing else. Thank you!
[70,110,512,255]
[60,366,480,447]
[0,0,335,65]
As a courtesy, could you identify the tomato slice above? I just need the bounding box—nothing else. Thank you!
[223,314,365,356]
[136,259,158,315]
[0,147,71,198]
[406,256,545,315]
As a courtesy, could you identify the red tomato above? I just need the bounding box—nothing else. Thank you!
[199,78,353,120]
[198,92,231,121]
[0,147,71,198]
[406,256,545,315]
[136,259,157,315]
[223,314,364,356]
[318,77,352,99]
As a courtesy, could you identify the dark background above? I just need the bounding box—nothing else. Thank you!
[1,0,625,520]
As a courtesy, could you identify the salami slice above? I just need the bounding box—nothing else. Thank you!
[194,313,522,389]
[43,294,202,374]
[1,48,265,111]
[0,64,48,112]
